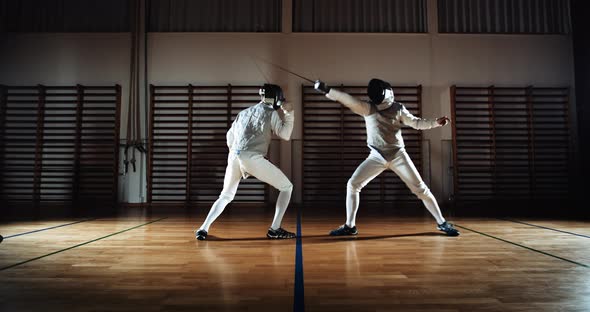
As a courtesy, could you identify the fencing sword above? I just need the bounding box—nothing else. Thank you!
[253,56,316,83]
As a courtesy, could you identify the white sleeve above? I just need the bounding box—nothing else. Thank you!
[271,110,294,141]
[398,104,440,130]
[326,88,372,116]
[226,117,238,148]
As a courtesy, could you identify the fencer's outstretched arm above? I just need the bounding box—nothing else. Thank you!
[271,109,294,141]
[326,89,372,116]
[314,80,372,116]
[398,105,442,130]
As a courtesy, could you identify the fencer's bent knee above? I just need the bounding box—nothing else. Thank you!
[347,178,363,193]
[278,181,293,193]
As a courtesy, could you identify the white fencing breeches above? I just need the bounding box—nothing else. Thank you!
[199,151,293,232]
[345,149,446,227]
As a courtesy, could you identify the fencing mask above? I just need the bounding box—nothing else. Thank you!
[367,78,394,104]
[259,84,285,110]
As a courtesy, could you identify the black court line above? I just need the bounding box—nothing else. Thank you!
[499,218,590,239]
[2,219,97,239]
[455,224,589,268]
[293,208,305,312]
[0,217,168,271]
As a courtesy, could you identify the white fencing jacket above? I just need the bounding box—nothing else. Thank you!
[227,102,294,155]
[326,88,440,161]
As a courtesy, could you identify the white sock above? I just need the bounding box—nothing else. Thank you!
[270,187,292,230]
[346,188,360,228]
[421,192,446,225]
[200,196,231,232]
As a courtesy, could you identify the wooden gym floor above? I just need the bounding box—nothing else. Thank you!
[0,208,589,311]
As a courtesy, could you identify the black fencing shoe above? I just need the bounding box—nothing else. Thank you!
[267,227,296,239]
[437,222,460,236]
[329,224,358,236]
[195,229,208,241]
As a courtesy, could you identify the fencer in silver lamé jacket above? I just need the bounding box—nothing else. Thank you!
[326,88,441,161]
[226,102,294,155]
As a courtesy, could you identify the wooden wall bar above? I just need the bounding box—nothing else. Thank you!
[147,84,267,205]
[302,85,423,204]
[451,85,571,203]
[0,85,121,211]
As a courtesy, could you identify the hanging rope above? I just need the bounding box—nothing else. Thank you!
[124,0,146,174]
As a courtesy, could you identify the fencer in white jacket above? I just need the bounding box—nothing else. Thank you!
[314,79,459,236]
[196,84,296,240]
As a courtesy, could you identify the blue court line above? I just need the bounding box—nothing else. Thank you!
[3,218,97,239]
[499,218,590,239]
[455,224,589,268]
[0,217,168,271]
[293,208,305,312]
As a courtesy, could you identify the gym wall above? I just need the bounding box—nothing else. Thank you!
[0,0,576,207]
